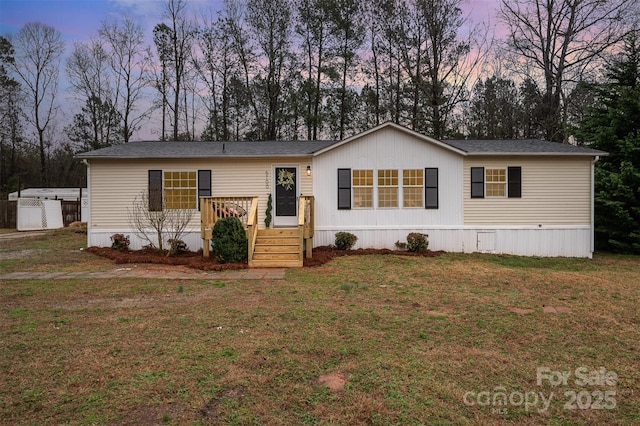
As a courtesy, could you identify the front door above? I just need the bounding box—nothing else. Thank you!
[273,166,298,227]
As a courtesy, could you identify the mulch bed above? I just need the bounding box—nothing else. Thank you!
[304,246,445,267]
[85,246,446,271]
[84,247,247,271]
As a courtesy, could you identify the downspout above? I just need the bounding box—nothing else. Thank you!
[82,159,91,247]
[591,156,599,257]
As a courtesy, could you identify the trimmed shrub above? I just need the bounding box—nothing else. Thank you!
[211,216,248,263]
[168,239,188,255]
[406,233,429,252]
[335,232,358,250]
[110,233,130,251]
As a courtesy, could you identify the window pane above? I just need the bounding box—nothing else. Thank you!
[403,169,423,207]
[404,187,423,207]
[353,170,373,208]
[378,170,399,208]
[485,169,506,197]
[379,187,398,208]
[353,187,373,208]
[164,170,197,209]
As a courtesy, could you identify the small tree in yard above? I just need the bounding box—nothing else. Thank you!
[127,190,194,256]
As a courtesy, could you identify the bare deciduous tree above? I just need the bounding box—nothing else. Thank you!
[247,0,294,140]
[500,0,635,141]
[395,0,488,139]
[127,190,194,255]
[10,22,64,186]
[99,15,152,143]
[66,39,122,150]
[161,0,196,141]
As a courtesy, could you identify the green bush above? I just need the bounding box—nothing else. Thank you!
[406,233,429,252]
[110,233,130,251]
[335,232,358,250]
[211,216,248,263]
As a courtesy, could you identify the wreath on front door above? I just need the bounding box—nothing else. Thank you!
[277,169,295,191]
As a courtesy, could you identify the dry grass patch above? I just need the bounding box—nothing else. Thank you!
[0,234,638,425]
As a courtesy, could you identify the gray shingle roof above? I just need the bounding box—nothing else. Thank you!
[442,139,607,156]
[76,140,339,159]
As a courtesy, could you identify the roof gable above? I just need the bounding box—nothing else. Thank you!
[313,122,467,156]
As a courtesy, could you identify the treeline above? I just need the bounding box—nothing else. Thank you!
[0,0,638,251]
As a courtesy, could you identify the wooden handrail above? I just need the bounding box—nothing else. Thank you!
[298,195,315,259]
[246,197,259,263]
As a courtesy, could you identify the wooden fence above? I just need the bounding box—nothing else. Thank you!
[0,200,17,228]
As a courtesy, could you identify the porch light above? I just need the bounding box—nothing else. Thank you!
[306,165,312,176]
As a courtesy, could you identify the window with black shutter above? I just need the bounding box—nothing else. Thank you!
[508,167,522,198]
[197,170,212,210]
[148,170,163,211]
[471,167,484,198]
[425,168,438,209]
[337,168,351,209]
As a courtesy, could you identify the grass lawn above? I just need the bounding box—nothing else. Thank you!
[1,229,638,425]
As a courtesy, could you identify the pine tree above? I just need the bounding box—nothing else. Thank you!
[577,33,640,253]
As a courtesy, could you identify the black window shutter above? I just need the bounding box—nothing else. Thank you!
[471,167,484,198]
[197,170,212,210]
[508,167,522,198]
[148,170,163,211]
[425,168,438,209]
[337,168,351,209]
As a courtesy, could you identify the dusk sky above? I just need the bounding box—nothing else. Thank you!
[0,0,502,141]
[0,0,501,45]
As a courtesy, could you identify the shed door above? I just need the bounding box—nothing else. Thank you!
[274,166,298,227]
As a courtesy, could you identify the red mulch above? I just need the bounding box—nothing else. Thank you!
[303,246,446,267]
[84,247,247,271]
[85,246,446,271]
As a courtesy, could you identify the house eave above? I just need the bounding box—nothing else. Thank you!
[465,152,608,157]
[312,121,469,156]
[76,153,316,161]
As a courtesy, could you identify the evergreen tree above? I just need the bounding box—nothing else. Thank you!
[577,33,640,253]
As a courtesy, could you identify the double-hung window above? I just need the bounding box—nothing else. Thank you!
[378,169,398,208]
[353,169,373,208]
[485,168,506,197]
[164,171,197,209]
[403,169,423,208]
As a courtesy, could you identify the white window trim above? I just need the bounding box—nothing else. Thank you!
[485,168,507,198]
[402,169,424,208]
[352,169,374,209]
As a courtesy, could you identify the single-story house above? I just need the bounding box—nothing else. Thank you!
[77,122,607,266]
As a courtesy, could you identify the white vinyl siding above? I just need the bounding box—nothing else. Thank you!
[464,156,592,225]
[88,157,313,230]
[313,125,464,229]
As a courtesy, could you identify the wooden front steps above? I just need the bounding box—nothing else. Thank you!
[250,228,302,268]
